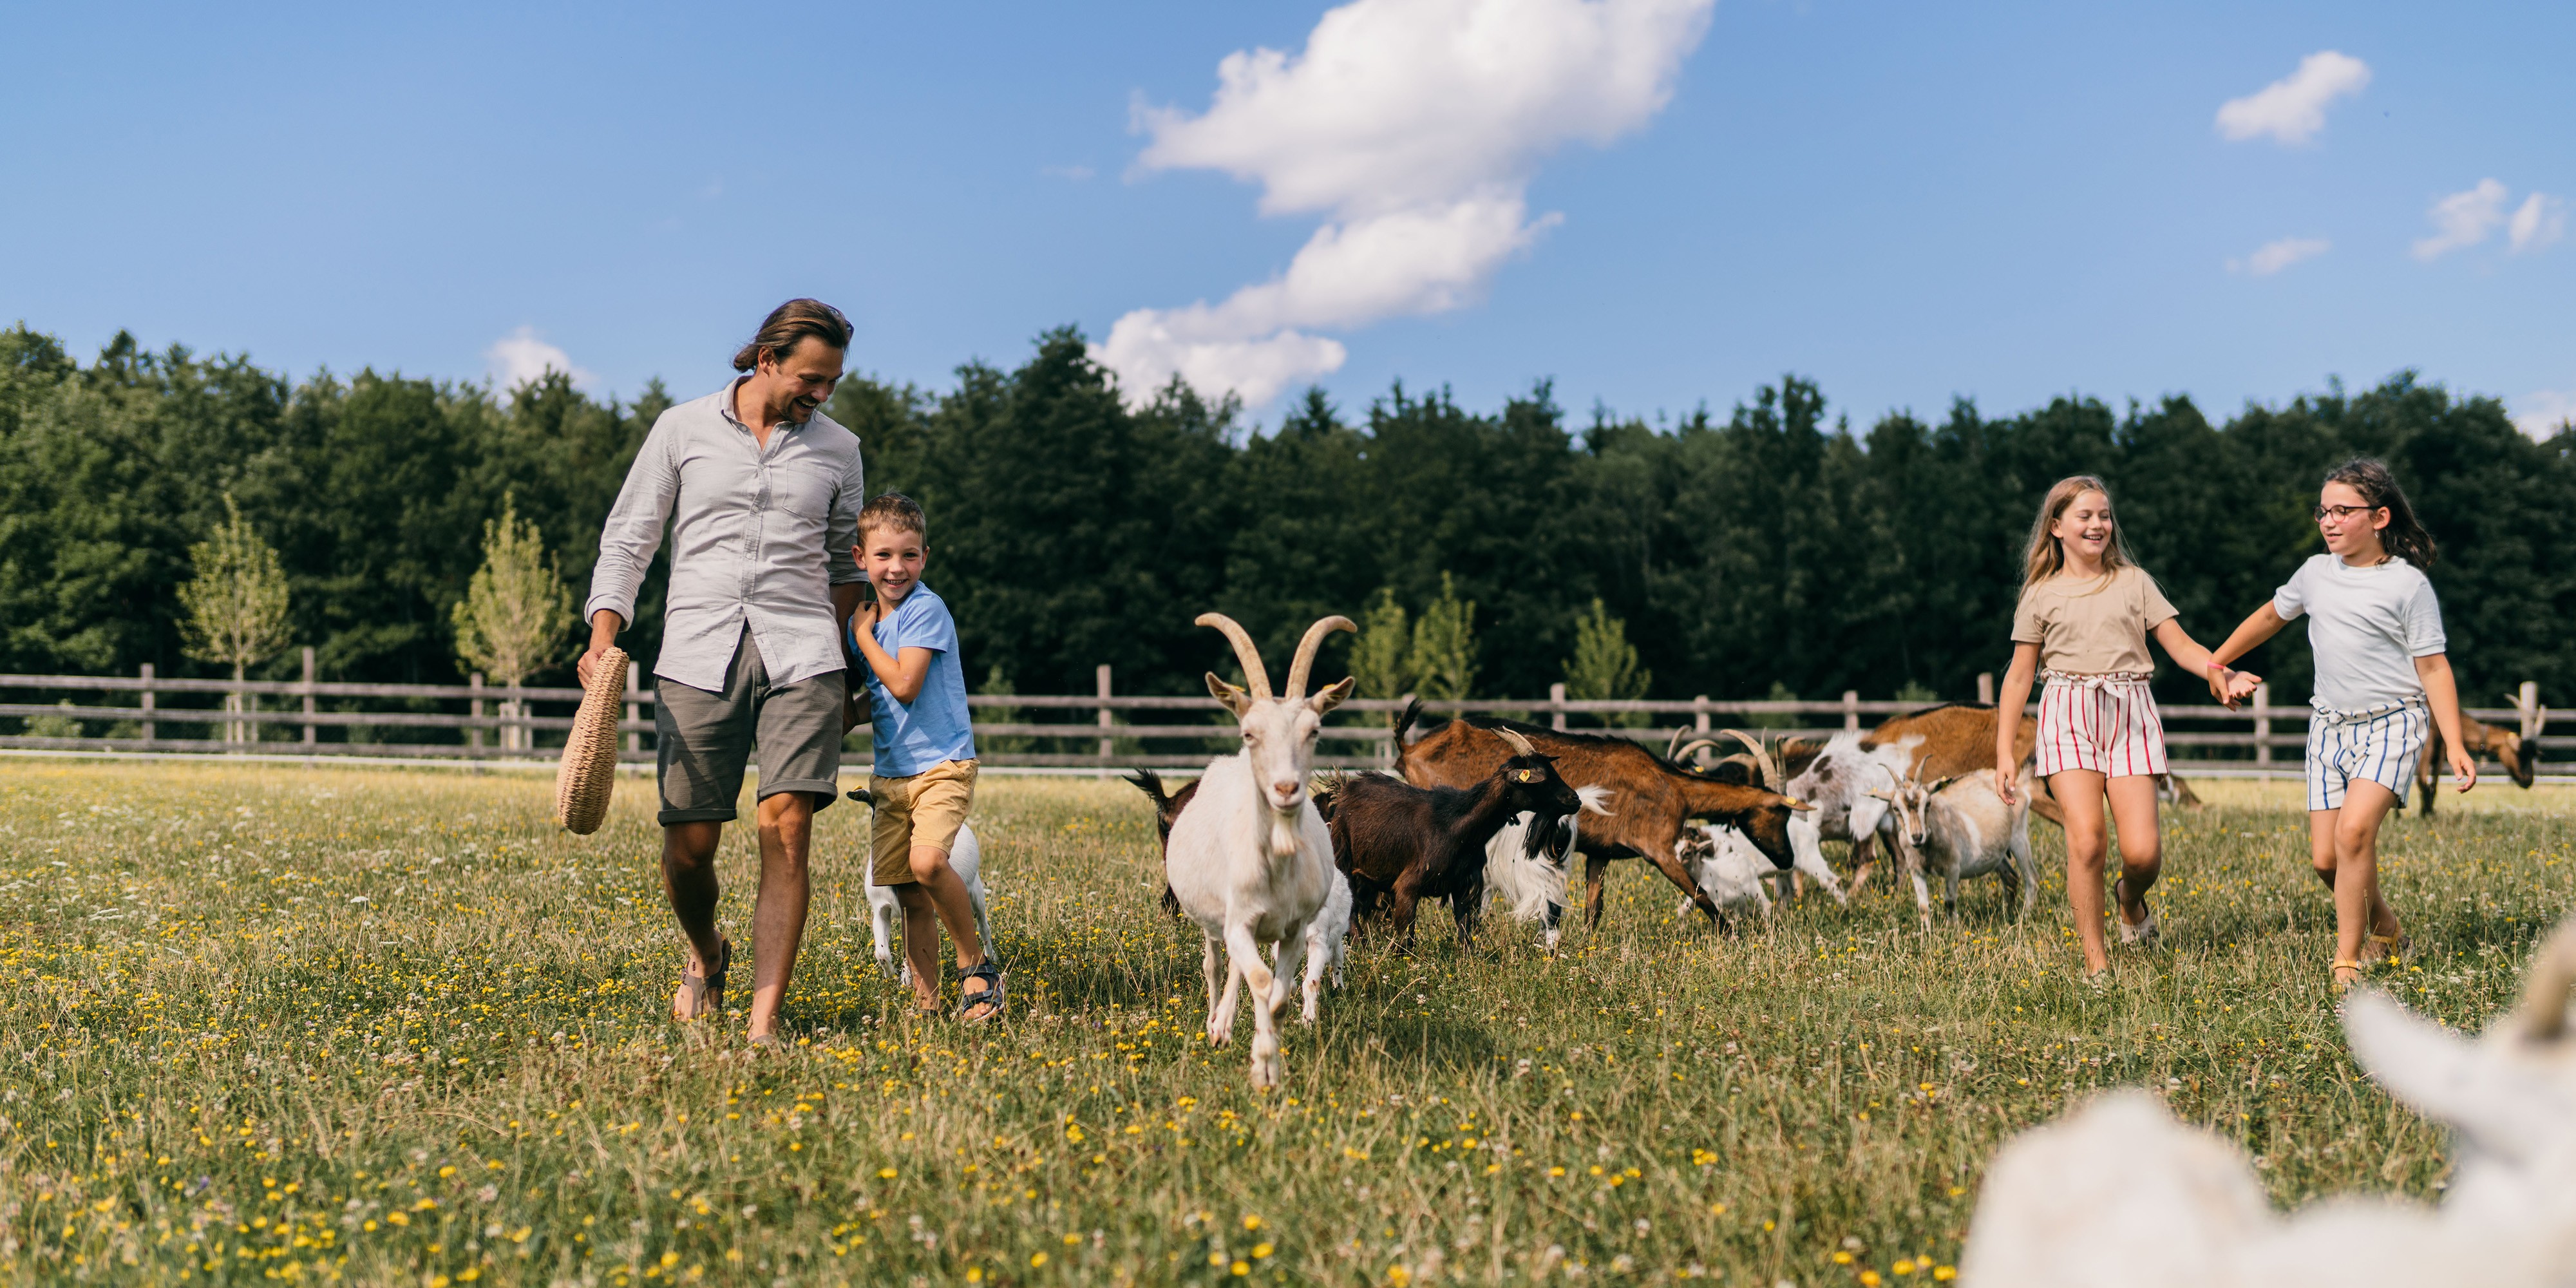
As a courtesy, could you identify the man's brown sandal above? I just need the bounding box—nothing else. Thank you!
[674,938,731,1022]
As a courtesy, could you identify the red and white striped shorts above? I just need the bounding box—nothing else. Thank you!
[2035,672,2168,779]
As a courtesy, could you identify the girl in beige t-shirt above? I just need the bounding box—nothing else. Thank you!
[1993,475,2235,981]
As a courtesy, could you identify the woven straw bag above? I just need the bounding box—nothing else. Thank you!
[556,647,629,835]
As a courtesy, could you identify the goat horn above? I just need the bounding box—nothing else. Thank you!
[1664,727,1694,761]
[1283,615,1357,699]
[1718,728,1782,791]
[1195,612,1273,701]
[2520,917,2576,1043]
[1670,737,1725,764]
[1495,727,1538,758]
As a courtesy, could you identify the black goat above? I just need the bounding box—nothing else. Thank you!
[1124,768,1199,916]
[1326,727,1583,951]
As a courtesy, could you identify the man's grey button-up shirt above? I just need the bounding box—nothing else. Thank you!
[585,378,866,693]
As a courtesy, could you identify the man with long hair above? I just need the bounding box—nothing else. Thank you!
[581,299,867,1047]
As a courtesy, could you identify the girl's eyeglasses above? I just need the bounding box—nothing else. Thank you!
[2313,504,2380,522]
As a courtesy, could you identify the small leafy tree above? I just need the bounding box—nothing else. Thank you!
[1406,573,1479,703]
[1347,588,1416,730]
[177,494,292,744]
[1564,598,1651,727]
[451,494,572,750]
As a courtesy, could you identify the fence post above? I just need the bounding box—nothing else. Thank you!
[1549,683,1567,732]
[138,663,155,747]
[2253,683,2272,766]
[2521,681,2544,744]
[469,674,485,753]
[1976,672,1994,706]
[626,661,643,757]
[301,647,317,746]
[1842,690,1861,733]
[1692,696,1710,767]
[1096,664,1113,768]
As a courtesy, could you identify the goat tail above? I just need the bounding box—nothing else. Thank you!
[1124,767,1170,808]
[1394,697,1425,750]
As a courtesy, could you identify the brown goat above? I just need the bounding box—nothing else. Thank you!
[1125,768,1200,916]
[1327,728,1584,951]
[2412,715,2537,813]
[1395,703,1813,933]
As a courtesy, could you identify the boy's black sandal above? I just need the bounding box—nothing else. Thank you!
[958,961,1005,1024]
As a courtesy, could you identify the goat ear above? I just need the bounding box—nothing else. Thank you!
[1206,672,1254,717]
[1307,674,1356,715]
[2342,989,2516,1143]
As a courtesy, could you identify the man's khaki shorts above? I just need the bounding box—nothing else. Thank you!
[870,759,979,886]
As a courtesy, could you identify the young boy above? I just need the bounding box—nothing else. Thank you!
[846,493,998,1021]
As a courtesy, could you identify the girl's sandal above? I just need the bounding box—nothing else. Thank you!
[2113,876,2161,949]
[674,938,732,1022]
[2331,958,2364,994]
[958,961,1005,1025]
[2359,931,2409,967]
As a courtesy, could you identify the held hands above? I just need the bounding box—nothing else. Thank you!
[2204,661,2262,710]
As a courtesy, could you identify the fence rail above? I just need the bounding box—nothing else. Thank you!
[0,661,2561,779]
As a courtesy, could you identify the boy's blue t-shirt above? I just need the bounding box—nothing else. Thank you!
[849,584,977,777]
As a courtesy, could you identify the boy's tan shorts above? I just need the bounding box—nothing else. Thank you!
[870,759,979,886]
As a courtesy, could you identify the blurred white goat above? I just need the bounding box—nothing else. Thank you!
[1164,612,1353,1090]
[1964,918,2576,1287]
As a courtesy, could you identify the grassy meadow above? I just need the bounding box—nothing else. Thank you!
[5,760,2574,1286]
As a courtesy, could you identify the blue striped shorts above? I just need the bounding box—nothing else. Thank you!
[2305,700,2428,812]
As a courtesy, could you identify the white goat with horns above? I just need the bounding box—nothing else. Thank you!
[1165,612,1356,1091]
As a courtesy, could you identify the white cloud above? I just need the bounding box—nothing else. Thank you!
[485,326,595,393]
[2510,192,2566,253]
[2215,50,2371,145]
[1094,0,1714,408]
[2228,236,2329,276]
[2413,179,2510,260]
[2515,388,2576,438]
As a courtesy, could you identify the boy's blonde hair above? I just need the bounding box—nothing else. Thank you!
[858,491,925,542]
[2019,475,2139,591]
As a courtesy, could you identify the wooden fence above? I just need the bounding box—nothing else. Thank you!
[0,656,2561,779]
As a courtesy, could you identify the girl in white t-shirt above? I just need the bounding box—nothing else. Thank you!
[1994,475,2233,981]
[2210,458,2477,992]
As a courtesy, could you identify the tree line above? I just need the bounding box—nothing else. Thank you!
[5,322,2570,721]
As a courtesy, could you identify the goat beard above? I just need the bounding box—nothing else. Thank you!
[1269,809,1302,860]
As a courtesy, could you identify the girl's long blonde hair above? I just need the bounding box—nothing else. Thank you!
[2020,475,2140,591]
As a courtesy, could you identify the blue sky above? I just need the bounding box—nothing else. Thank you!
[5,1,2570,433]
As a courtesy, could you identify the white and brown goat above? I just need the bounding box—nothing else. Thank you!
[1873,770,2036,927]
[1163,612,1353,1091]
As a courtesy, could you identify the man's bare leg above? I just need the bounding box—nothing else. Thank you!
[744,793,815,1041]
[663,820,726,1019]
